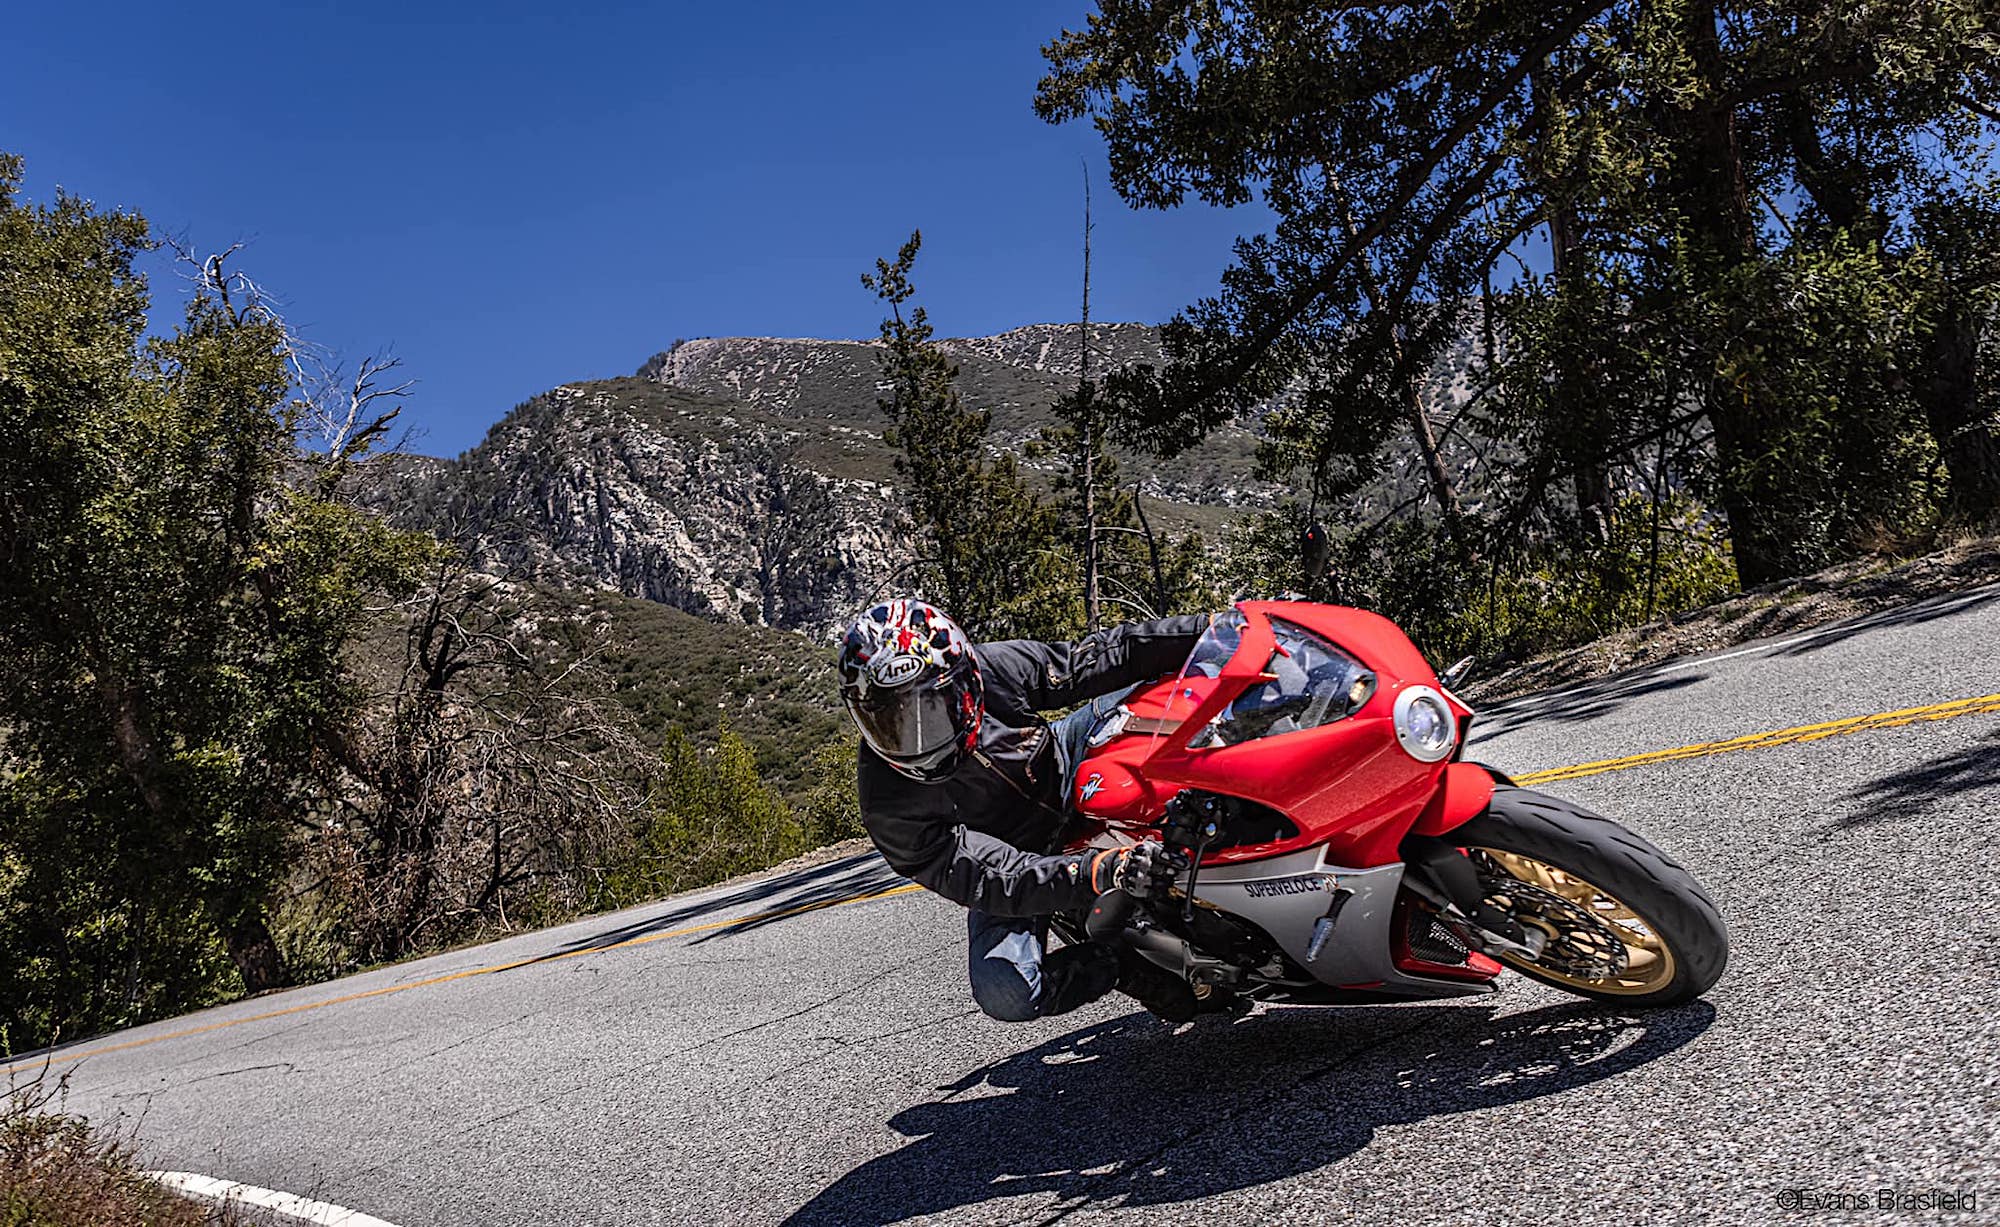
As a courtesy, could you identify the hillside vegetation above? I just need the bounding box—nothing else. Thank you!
[565,587,845,791]
[652,324,1273,505]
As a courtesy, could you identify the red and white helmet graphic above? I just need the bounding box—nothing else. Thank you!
[838,599,983,782]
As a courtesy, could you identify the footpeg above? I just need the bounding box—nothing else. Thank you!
[1304,888,1353,963]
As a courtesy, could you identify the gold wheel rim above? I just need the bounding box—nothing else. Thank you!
[1469,847,1677,996]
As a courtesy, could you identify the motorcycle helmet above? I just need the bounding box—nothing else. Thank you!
[838,599,983,782]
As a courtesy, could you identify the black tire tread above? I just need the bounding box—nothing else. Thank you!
[1454,786,1728,1007]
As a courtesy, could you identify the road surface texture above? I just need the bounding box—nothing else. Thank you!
[9,585,1999,1225]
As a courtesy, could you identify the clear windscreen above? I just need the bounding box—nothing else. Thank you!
[1150,609,1248,748]
[1180,609,1247,682]
[1161,611,1376,751]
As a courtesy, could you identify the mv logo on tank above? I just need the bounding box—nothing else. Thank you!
[869,654,926,688]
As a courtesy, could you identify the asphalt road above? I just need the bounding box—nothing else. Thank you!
[11,585,2000,1226]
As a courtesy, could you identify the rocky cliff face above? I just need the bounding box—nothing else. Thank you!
[370,324,1290,642]
[368,378,912,639]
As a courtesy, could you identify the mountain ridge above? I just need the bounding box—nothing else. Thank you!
[369,322,1282,643]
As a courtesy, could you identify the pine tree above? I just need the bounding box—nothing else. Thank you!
[1035,0,2000,595]
[862,231,1072,638]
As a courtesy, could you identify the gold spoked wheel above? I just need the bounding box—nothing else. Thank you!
[1468,847,1678,997]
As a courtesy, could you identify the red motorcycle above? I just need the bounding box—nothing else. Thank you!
[1057,601,1728,1009]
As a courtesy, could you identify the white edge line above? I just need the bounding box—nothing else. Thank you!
[146,1171,402,1227]
[1656,586,2000,675]
[1654,629,1826,674]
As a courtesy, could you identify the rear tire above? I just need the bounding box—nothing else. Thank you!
[1453,786,1728,1007]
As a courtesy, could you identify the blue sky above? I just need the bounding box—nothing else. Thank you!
[5,1,1266,456]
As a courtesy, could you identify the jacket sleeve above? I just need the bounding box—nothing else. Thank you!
[978,614,1209,713]
[860,755,1112,917]
[899,822,1103,917]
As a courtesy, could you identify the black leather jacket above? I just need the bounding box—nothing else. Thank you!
[858,616,1206,917]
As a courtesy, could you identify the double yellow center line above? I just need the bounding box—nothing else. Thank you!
[6,688,1998,1077]
[1514,692,2000,786]
[0,881,923,1079]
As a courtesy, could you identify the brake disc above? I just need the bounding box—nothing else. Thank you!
[1476,872,1630,980]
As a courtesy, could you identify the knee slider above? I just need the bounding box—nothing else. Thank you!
[970,963,1041,1022]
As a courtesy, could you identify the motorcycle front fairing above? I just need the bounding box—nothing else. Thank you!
[1066,602,1505,997]
[1071,602,1493,867]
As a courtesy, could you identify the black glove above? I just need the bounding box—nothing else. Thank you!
[1088,841,1189,904]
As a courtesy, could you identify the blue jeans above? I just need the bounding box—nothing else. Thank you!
[967,908,1118,1021]
[965,687,1136,1021]
[1049,685,1137,795]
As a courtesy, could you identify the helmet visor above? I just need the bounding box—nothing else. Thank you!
[849,677,960,765]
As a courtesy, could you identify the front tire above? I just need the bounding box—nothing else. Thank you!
[1453,786,1728,1007]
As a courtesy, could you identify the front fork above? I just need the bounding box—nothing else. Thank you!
[1402,835,1550,963]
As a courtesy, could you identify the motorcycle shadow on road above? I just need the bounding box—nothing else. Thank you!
[784,997,1715,1225]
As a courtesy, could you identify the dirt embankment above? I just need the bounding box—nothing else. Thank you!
[1464,535,2000,704]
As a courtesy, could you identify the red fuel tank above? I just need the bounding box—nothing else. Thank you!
[1073,757,1153,825]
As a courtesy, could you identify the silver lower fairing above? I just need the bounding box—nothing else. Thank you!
[1154,845,1494,999]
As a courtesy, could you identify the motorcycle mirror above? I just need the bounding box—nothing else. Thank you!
[1300,521,1332,579]
[1439,655,1476,690]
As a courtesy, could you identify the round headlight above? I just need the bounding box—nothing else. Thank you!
[1393,686,1458,762]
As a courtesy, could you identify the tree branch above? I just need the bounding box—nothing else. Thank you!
[1170,5,1603,410]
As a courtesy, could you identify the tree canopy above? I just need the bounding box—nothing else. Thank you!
[1037,1,2000,613]
[0,154,430,1045]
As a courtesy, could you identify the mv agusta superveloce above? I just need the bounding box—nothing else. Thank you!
[1055,602,1729,1010]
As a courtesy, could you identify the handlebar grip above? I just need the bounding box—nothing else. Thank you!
[1085,888,1139,943]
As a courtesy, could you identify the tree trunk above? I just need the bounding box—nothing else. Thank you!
[1573,464,1615,541]
[1549,199,1614,542]
[1534,62,1614,544]
[1921,299,2000,521]
[226,912,287,993]
[1132,488,1170,615]
[1402,357,1463,523]
[1079,169,1102,632]
[1666,1,1802,587]
[96,676,169,815]
[1784,99,1868,238]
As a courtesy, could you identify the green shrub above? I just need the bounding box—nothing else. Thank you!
[2,1076,220,1226]
[604,725,861,906]
[1224,493,1737,670]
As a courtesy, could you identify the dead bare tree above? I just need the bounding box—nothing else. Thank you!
[305,550,649,964]
[315,353,414,471]
[165,235,416,488]
[1078,163,1103,631]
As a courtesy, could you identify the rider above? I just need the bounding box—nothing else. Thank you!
[839,599,1207,1023]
